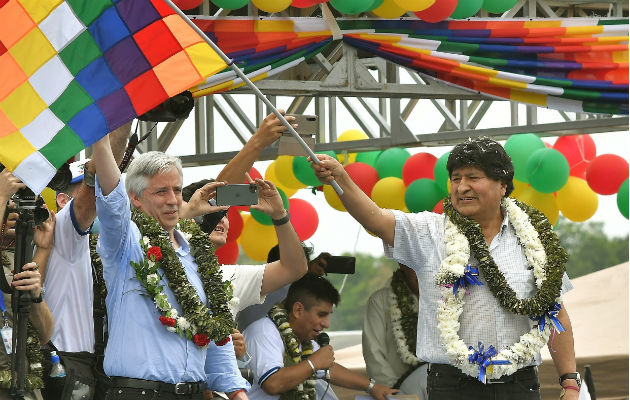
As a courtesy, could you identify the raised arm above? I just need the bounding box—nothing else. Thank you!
[310,154,396,246]
[92,132,120,196]
[249,180,307,297]
[73,122,131,230]
[548,304,579,400]
[216,111,295,184]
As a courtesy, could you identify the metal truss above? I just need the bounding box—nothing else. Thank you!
[138,0,629,168]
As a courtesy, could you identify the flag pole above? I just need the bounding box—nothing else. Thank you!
[162,0,344,196]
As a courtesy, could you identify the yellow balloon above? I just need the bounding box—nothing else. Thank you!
[265,161,297,197]
[371,177,407,211]
[323,185,346,212]
[337,129,368,164]
[510,179,529,199]
[393,0,435,11]
[556,177,598,222]
[239,217,278,262]
[274,156,307,190]
[41,188,57,213]
[372,0,406,18]
[517,186,559,225]
[252,0,291,13]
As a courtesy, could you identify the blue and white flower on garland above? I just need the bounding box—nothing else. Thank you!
[437,197,562,381]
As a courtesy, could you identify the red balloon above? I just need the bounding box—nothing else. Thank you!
[226,207,244,243]
[173,0,203,10]
[585,154,629,195]
[553,135,596,167]
[402,153,438,186]
[345,162,379,197]
[215,241,239,265]
[570,162,590,179]
[288,198,319,241]
[244,167,263,184]
[432,199,444,214]
[543,141,552,148]
[414,0,457,22]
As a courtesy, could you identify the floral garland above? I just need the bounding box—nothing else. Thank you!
[390,269,419,367]
[269,303,316,400]
[436,197,568,381]
[0,251,43,390]
[130,210,234,348]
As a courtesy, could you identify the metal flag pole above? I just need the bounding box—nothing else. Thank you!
[163,0,344,196]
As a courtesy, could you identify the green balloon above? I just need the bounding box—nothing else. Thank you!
[504,133,545,183]
[525,148,569,194]
[293,156,320,187]
[405,179,444,213]
[355,150,382,167]
[329,0,371,14]
[211,0,249,10]
[450,0,483,18]
[250,188,289,225]
[434,151,450,196]
[617,178,629,219]
[482,0,518,13]
[375,148,410,179]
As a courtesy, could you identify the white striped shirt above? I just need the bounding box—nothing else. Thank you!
[383,209,572,366]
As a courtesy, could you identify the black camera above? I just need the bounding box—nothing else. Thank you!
[137,91,194,122]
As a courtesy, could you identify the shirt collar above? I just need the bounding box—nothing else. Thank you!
[173,229,190,256]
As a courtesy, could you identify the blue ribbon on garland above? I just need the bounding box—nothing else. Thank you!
[530,302,565,333]
[453,265,484,295]
[468,342,512,383]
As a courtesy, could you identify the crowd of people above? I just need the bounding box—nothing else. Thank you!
[0,112,581,400]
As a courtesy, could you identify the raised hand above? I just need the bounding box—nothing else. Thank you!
[34,208,56,250]
[308,154,345,185]
[250,179,285,219]
[180,181,228,219]
[0,169,26,202]
[252,110,296,149]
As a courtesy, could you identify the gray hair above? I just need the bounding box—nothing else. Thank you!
[125,151,183,202]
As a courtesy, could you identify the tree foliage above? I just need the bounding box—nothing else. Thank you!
[553,217,628,279]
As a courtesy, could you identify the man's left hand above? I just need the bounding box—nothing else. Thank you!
[232,329,247,359]
[12,262,43,300]
[33,208,55,250]
[369,384,398,400]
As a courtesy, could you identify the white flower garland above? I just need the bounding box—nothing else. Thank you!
[437,197,559,380]
[389,287,420,366]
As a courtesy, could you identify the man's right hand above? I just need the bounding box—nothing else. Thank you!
[308,154,347,186]
[309,345,334,371]
[251,110,296,149]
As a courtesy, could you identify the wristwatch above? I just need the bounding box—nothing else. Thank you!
[83,169,96,188]
[32,293,43,303]
[271,210,291,226]
[559,372,581,388]
[366,377,375,394]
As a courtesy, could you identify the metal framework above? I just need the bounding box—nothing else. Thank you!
[137,0,629,168]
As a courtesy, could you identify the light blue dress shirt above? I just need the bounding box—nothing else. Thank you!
[95,177,243,387]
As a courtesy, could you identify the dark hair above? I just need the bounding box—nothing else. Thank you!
[284,273,340,311]
[446,137,514,197]
[267,243,313,263]
[182,179,215,202]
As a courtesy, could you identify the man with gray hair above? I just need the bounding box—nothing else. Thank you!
[92,121,306,399]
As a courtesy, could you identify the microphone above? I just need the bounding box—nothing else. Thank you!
[316,333,331,381]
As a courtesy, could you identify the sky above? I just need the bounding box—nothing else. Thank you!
[165,95,630,258]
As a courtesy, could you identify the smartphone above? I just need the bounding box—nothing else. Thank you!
[323,255,355,274]
[216,184,258,206]
[278,114,318,156]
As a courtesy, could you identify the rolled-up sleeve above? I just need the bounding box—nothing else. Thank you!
[205,339,250,393]
[95,176,131,270]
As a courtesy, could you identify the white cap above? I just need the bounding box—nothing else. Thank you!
[69,159,90,185]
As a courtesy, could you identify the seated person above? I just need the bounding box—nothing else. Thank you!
[244,273,397,400]
[363,263,427,400]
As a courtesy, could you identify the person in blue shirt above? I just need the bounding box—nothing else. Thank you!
[92,114,306,399]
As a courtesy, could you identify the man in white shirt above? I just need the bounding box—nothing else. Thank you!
[363,264,427,400]
[244,273,397,400]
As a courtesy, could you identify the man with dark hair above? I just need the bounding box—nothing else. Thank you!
[244,273,397,400]
[311,137,579,400]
